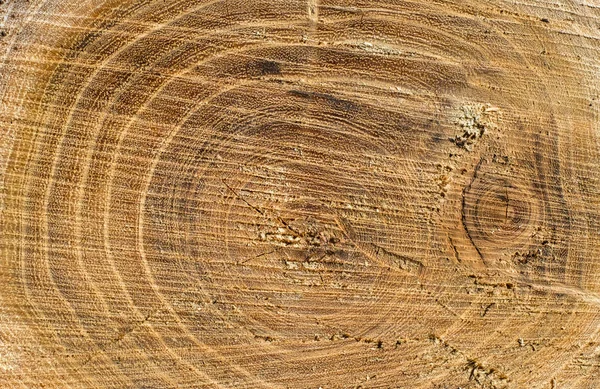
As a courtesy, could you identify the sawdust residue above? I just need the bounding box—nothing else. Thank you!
[451,104,499,151]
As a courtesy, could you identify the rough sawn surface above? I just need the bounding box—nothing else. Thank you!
[1,0,600,388]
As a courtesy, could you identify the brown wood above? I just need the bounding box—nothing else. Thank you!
[1,1,599,388]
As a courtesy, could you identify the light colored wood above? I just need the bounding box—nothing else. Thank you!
[1,0,600,388]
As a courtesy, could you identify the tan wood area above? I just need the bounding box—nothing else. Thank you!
[1,0,600,388]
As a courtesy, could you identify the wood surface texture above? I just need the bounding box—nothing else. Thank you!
[1,0,600,388]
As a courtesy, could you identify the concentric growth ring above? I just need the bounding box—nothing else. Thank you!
[1,1,599,388]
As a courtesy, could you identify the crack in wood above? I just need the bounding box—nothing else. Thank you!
[335,216,423,273]
[461,157,485,262]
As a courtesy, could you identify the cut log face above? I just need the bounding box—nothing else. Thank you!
[0,0,599,388]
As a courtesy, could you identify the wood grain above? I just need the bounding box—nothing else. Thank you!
[1,0,600,388]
